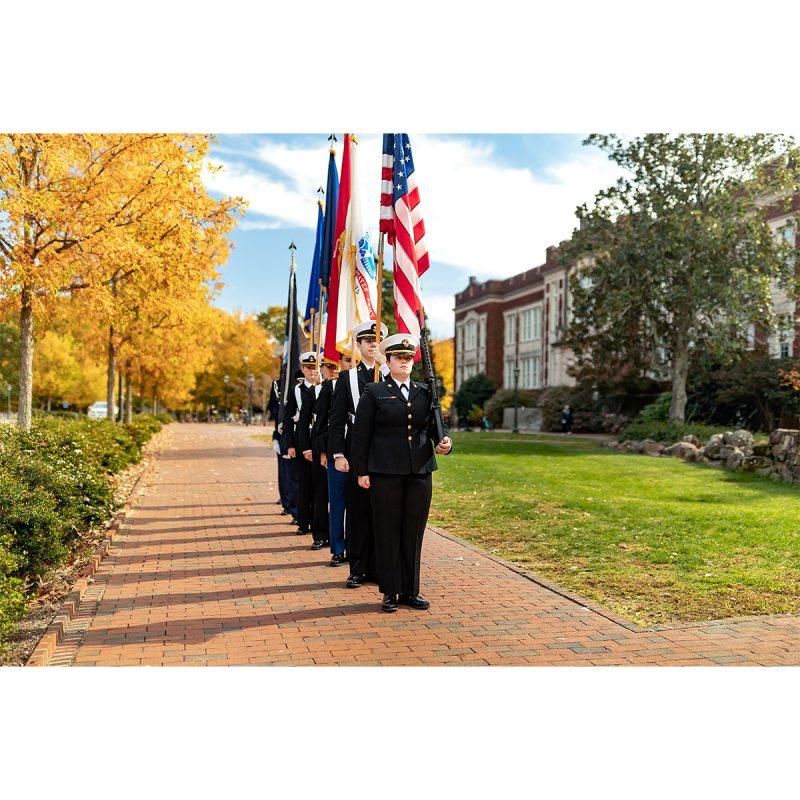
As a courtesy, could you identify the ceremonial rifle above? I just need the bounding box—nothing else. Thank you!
[415,309,446,446]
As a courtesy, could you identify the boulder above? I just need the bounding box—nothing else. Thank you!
[741,455,773,473]
[682,434,700,447]
[683,445,701,462]
[664,441,698,459]
[705,434,725,459]
[727,429,754,449]
[752,442,771,457]
[725,447,745,470]
[629,440,646,454]
[642,439,664,456]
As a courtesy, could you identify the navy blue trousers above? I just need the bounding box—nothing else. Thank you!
[327,464,348,556]
[277,455,298,519]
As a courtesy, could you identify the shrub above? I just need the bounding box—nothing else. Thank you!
[484,389,543,428]
[637,392,672,423]
[0,533,26,643]
[539,386,598,432]
[454,373,495,418]
[0,414,164,645]
[572,410,631,434]
[618,420,731,444]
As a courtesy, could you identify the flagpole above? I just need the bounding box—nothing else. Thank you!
[316,280,325,364]
[373,232,385,382]
[283,242,298,407]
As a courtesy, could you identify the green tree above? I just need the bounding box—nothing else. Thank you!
[454,372,495,419]
[257,305,287,343]
[564,133,800,422]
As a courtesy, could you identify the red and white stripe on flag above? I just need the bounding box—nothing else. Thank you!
[380,133,429,344]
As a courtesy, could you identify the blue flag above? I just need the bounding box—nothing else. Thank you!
[303,201,324,334]
[320,148,339,287]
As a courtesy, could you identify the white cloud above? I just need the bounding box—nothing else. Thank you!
[421,293,456,339]
[204,134,623,278]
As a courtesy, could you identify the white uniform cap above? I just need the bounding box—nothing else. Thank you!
[299,351,321,365]
[379,333,419,357]
[352,320,389,341]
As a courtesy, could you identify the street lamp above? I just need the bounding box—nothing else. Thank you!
[512,367,520,434]
[223,374,230,420]
[246,374,254,424]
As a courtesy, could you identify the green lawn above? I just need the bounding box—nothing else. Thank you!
[430,432,800,626]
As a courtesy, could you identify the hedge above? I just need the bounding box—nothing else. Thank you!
[0,414,170,646]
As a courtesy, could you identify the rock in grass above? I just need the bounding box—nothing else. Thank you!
[682,434,700,447]
[705,434,725,459]
[642,439,663,456]
[727,429,754,449]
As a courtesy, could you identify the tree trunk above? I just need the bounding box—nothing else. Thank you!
[17,287,34,430]
[46,396,52,412]
[124,369,133,423]
[117,370,123,422]
[106,325,116,422]
[669,324,690,423]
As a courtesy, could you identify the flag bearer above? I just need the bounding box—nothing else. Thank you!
[282,352,322,540]
[328,320,389,588]
[311,351,355,566]
[350,334,452,613]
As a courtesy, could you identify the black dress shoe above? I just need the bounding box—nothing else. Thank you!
[329,553,346,567]
[381,594,398,613]
[345,574,364,589]
[291,518,299,526]
[311,540,325,550]
[280,509,289,515]
[296,526,310,536]
[398,594,430,610]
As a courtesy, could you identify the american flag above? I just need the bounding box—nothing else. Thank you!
[380,133,430,339]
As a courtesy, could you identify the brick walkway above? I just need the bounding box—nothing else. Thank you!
[49,424,800,666]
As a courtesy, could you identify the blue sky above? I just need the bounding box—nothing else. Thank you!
[204,134,622,338]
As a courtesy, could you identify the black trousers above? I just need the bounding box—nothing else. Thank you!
[294,456,313,532]
[369,472,432,597]
[311,460,329,542]
[346,470,376,578]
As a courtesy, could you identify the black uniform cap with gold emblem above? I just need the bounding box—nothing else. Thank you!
[379,333,420,357]
[353,320,389,342]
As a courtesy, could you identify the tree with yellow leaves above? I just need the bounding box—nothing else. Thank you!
[0,134,241,428]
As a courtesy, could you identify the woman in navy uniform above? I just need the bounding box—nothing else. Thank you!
[350,333,453,613]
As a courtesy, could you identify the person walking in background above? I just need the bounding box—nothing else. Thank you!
[560,404,573,435]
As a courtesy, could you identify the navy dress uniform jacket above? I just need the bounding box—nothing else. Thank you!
[328,362,382,460]
[351,379,450,477]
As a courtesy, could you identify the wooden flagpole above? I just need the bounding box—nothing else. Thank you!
[373,232,386,382]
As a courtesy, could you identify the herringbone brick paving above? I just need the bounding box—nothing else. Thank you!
[53,424,800,666]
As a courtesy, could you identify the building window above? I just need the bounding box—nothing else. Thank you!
[780,223,795,267]
[465,320,477,351]
[781,341,791,359]
[505,314,516,346]
[504,359,515,389]
[519,307,541,343]
[479,318,486,350]
[519,355,541,389]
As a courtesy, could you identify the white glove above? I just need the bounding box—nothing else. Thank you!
[272,440,281,454]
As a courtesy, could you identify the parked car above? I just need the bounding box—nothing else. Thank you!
[87,401,117,420]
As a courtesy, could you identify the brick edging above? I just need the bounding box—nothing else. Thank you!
[25,433,164,667]
[426,524,800,633]
[425,524,644,632]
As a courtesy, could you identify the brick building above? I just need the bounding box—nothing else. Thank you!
[454,204,799,396]
[454,244,576,393]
